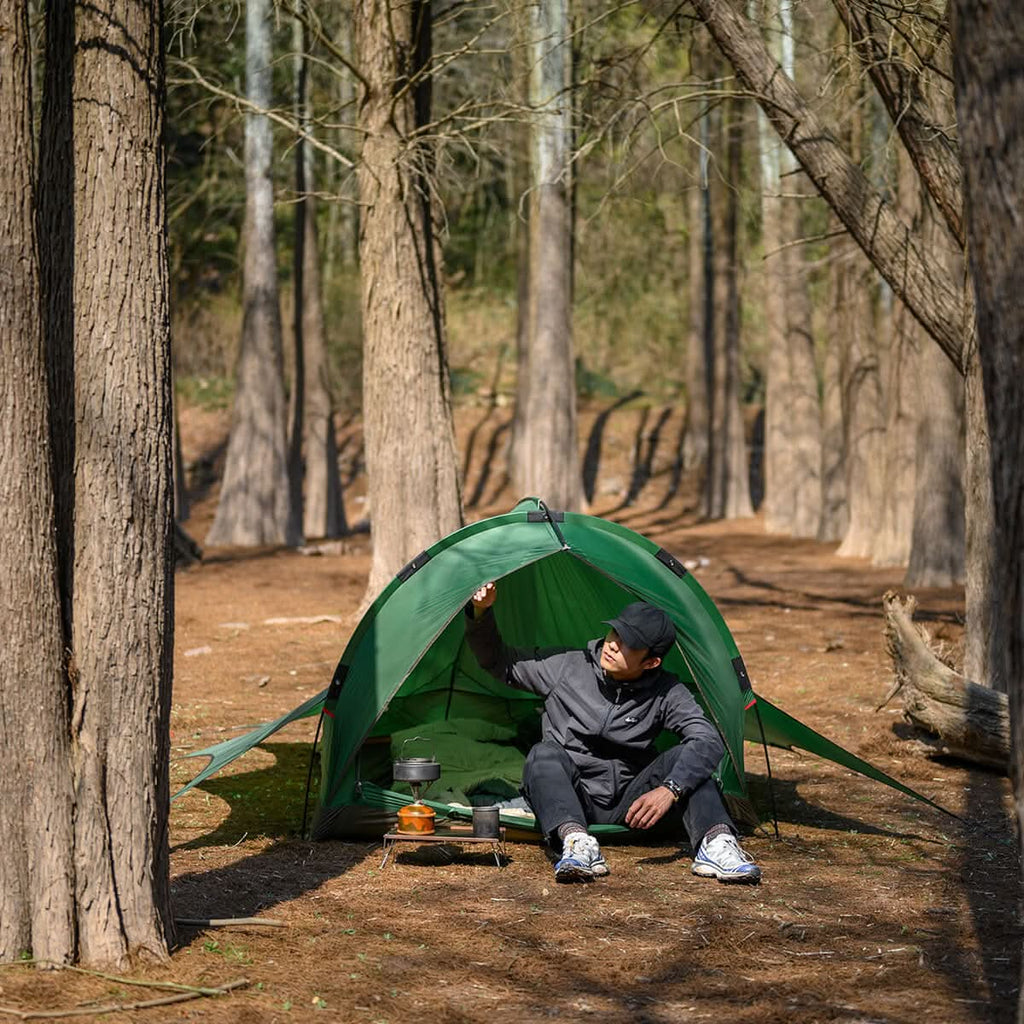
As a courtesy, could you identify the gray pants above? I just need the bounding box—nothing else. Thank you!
[520,740,733,848]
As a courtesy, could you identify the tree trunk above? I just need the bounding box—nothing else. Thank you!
[207,0,299,547]
[716,94,752,519]
[0,0,75,962]
[517,0,581,511]
[682,31,711,476]
[905,193,965,586]
[509,4,531,488]
[68,0,175,962]
[818,230,849,543]
[871,287,916,568]
[760,0,821,537]
[292,10,346,540]
[355,0,463,602]
[835,266,885,559]
[682,176,709,474]
[952,24,1024,1019]
[302,195,347,539]
[287,6,308,539]
[871,150,918,568]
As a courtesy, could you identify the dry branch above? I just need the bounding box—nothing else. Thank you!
[881,591,1009,771]
[0,977,247,1020]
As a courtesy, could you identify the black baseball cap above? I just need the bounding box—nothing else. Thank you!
[603,602,676,658]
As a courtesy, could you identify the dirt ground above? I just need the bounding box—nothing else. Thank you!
[2,400,1019,1024]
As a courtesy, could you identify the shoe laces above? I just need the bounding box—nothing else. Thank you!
[564,832,600,863]
[702,833,753,869]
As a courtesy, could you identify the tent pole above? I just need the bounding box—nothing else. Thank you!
[752,701,781,840]
[301,708,326,839]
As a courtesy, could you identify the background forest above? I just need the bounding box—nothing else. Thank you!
[165,0,968,602]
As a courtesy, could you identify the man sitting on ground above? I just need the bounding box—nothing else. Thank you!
[465,582,760,884]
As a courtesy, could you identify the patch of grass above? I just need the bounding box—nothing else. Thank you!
[176,375,234,411]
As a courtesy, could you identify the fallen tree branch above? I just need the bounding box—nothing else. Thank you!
[174,917,285,928]
[882,590,1009,771]
[0,977,247,1020]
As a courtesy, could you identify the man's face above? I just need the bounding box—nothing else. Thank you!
[600,629,660,681]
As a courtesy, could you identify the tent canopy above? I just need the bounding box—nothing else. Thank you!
[178,499,949,836]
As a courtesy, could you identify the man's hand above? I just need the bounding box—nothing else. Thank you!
[471,581,497,617]
[625,786,676,830]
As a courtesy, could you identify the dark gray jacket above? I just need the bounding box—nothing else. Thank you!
[465,608,725,808]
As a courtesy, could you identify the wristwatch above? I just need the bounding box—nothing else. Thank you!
[664,779,682,802]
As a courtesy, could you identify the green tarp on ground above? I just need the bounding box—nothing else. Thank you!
[177,498,949,836]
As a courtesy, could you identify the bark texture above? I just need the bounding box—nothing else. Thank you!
[0,0,75,961]
[883,593,1008,771]
[69,0,174,961]
[356,0,463,602]
[952,0,1024,722]
[207,0,299,547]
[517,0,581,511]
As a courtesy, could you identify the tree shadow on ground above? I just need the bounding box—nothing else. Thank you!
[181,437,228,509]
[172,742,316,851]
[465,418,511,510]
[581,391,643,504]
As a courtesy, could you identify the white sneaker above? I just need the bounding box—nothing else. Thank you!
[691,832,761,883]
[554,832,609,882]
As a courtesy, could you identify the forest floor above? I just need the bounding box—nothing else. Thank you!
[2,398,1018,1024]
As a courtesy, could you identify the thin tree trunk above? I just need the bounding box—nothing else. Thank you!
[292,9,346,540]
[905,195,965,585]
[906,332,965,585]
[356,0,463,602]
[287,6,308,537]
[721,95,752,519]
[207,0,299,547]
[761,0,820,537]
[872,285,916,568]
[703,104,724,519]
[835,266,885,559]
[509,3,531,487]
[302,196,347,539]
[0,0,75,962]
[819,227,851,543]
[683,176,709,474]
[518,0,581,511]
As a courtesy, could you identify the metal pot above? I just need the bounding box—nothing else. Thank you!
[393,737,441,783]
[392,757,441,783]
[396,802,436,835]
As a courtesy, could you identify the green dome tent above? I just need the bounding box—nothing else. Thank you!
[176,499,948,837]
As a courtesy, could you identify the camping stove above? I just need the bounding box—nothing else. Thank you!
[392,738,440,835]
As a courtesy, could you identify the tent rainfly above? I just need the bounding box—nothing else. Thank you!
[176,499,949,837]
